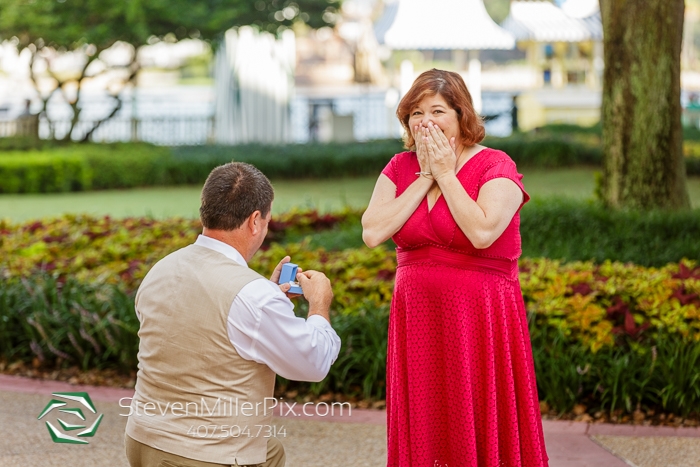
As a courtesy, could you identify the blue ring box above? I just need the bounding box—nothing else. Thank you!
[278,262,303,294]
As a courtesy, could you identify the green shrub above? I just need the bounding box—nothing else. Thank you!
[76,143,173,189]
[0,143,169,193]
[530,325,700,417]
[2,209,700,411]
[684,126,700,141]
[2,273,699,414]
[0,273,390,399]
[484,133,603,167]
[0,141,405,192]
[687,156,700,176]
[682,141,700,176]
[0,152,91,193]
[277,201,700,266]
[1,129,697,193]
[170,140,404,180]
[0,274,139,371]
[5,213,700,346]
[281,303,390,400]
[0,136,48,151]
[520,198,700,266]
[532,123,602,136]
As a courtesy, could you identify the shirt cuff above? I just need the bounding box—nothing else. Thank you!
[307,314,334,330]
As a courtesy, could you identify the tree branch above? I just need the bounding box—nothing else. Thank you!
[27,47,60,140]
[64,49,104,142]
[81,52,141,142]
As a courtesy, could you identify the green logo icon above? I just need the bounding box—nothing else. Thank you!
[37,392,104,444]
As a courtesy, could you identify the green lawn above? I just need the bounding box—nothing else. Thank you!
[2,168,699,222]
[0,177,378,222]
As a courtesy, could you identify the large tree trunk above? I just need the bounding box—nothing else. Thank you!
[599,0,690,209]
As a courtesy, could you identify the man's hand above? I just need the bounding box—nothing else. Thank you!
[270,256,303,299]
[296,270,333,323]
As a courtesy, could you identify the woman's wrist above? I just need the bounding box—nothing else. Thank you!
[413,173,434,189]
[434,170,457,185]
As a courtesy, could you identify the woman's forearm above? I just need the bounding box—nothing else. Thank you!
[362,176,433,248]
[437,174,497,249]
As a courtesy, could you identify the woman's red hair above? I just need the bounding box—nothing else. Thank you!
[396,68,485,149]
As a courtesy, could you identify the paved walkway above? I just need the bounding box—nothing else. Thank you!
[2,374,700,467]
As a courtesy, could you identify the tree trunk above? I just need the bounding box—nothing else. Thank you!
[599,0,690,209]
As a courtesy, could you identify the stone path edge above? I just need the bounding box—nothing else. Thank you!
[4,373,700,436]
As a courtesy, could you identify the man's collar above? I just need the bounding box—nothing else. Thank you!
[194,235,248,267]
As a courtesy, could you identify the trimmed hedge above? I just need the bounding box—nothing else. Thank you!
[170,140,405,180]
[0,136,47,151]
[1,126,699,194]
[0,152,92,193]
[485,133,603,167]
[276,203,700,267]
[80,144,174,189]
[0,144,171,193]
[520,198,700,266]
[0,141,404,193]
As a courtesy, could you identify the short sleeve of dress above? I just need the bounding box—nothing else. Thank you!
[381,154,399,184]
[480,159,531,206]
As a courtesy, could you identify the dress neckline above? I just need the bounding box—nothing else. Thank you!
[426,146,489,213]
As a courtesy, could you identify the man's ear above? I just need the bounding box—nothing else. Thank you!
[248,210,262,236]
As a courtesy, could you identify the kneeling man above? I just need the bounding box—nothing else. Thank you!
[125,162,340,467]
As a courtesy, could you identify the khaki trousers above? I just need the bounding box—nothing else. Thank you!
[125,434,285,467]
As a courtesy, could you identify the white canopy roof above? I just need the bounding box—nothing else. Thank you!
[375,0,515,51]
[501,0,602,43]
[561,0,600,19]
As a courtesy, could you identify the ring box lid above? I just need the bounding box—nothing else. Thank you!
[279,262,303,294]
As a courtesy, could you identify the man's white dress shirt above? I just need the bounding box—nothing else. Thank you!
[136,235,341,382]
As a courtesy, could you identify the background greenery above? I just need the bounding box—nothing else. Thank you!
[2,123,700,421]
[2,213,699,419]
[1,127,699,195]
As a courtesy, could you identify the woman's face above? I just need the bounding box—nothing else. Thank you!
[408,93,461,146]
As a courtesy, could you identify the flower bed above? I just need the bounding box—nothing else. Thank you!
[2,213,700,419]
[2,214,700,345]
[0,209,360,290]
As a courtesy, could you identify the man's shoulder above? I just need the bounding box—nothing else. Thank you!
[140,245,263,291]
[155,244,253,272]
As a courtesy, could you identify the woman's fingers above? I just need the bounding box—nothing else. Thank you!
[433,123,450,142]
[423,125,434,144]
[424,134,437,158]
[426,127,444,158]
[428,125,446,153]
[428,123,449,151]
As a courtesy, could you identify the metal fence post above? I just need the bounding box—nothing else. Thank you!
[131,117,139,142]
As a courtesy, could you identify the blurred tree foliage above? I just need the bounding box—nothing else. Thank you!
[482,0,512,24]
[0,0,340,142]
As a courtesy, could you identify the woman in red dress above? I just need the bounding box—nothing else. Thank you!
[362,69,549,467]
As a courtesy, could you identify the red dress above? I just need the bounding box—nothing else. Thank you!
[382,148,549,467]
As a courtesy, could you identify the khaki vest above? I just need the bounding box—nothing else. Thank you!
[126,244,276,465]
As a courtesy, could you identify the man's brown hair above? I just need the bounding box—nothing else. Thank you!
[396,68,485,150]
[199,162,274,230]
